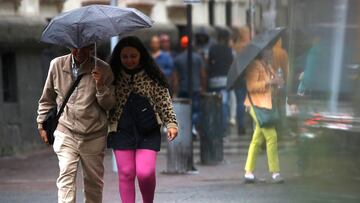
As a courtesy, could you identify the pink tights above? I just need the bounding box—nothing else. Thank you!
[114,149,157,203]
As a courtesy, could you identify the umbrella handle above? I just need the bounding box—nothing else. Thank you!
[94,42,97,69]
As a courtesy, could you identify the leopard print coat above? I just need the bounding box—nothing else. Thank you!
[109,69,178,131]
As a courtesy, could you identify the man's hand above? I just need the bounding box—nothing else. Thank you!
[39,129,49,145]
[92,67,105,89]
[167,127,178,141]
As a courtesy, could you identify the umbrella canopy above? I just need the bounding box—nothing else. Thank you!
[226,27,286,89]
[41,5,153,48]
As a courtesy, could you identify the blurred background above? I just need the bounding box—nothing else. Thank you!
[1,0,360,202]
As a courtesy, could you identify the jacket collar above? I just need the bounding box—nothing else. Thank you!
[62,54,94,75]
[62,54,72,74]
[121,68,145,79]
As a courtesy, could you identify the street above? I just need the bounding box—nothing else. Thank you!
[1,133,359,203]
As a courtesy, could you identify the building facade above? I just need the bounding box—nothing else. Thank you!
[63,0,249,27]
[0,0,66,155]
[0,0,289,156]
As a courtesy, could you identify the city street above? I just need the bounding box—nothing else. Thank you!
[1,1,360,203]
[1,133,359,203]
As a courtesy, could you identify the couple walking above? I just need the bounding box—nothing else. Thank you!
[37,36,178,203]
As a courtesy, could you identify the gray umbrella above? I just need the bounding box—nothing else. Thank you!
[226,27,286,89]
[41,5,153,48]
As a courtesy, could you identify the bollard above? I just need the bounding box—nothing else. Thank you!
[199,92,224,165]
[165,98,193,173]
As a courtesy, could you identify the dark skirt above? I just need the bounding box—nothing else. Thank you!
[107,128,161,151]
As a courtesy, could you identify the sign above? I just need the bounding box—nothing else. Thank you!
[183,0,201,4]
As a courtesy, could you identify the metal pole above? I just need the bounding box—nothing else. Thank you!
[110,0,119,52]
[110,0,119,173]
[248,0,256,39]
[287,0,296,95]
[186,3,196,172]
[187,4,193,98]
[329,0,348,112]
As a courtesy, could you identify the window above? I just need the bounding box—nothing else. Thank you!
[225,0,232,26]
[1,52,18,102]
[208,0,214,26]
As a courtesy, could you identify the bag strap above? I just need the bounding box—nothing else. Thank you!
[247,91,255,107]
[56,74,84,120]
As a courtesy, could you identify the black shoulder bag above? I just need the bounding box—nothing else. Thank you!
[130,93,160,133]
[42,75,83,145]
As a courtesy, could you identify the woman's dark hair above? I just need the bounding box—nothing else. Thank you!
[109,36,169,88]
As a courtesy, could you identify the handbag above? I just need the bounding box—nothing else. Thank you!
[247,92,279,128]
[42,75,83,145]
[130,93,160,133]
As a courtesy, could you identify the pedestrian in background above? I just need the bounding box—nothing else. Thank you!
[173,35,206,137]
[107,36,178,203]
[194,27,216,63]
[150,35,174,90]
[207,27,233,134]
[160,33,177,59]
[231,26,252,136]
[37,44,115,202]
[243,49,284,184]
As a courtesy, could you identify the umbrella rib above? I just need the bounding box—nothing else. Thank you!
[96,6,119,35]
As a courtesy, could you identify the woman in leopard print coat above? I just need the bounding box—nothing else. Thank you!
[107,36,178,203]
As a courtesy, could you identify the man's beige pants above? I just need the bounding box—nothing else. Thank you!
[53,130,106,203]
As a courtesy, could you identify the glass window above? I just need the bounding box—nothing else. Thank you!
[1,52,18,103]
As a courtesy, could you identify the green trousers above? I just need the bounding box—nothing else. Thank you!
[245,107,280,173]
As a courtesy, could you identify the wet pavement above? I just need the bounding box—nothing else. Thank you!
[1,135,360,203]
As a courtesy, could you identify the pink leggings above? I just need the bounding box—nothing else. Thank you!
[114,149,157,203]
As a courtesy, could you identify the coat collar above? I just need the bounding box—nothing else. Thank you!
[120,68,145,79]
[62,54,94,75]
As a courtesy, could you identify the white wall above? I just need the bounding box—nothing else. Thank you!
[214,1,226,26]
[151,0,169,24]
[63,0,81,12]
[60,0,248,27]
[0,2,16,16]
[232,0,248,27]
[18,0,40,15]
[192,3,208,25]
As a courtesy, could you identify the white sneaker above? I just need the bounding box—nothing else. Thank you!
[192,126,199,137]
[244,174,255,183]
[229,118,236,126]
[271,173,284,183]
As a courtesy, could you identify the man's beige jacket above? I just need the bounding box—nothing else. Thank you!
[37,54,115,140]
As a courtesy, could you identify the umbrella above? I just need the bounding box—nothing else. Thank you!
[40,5,153,48]
[226,27,286,89]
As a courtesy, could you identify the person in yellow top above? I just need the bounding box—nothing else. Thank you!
[243,49,285,183]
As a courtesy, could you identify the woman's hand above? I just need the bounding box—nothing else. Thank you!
[268,76,284,87]
[92,67,105,89]
[167,127,178,141]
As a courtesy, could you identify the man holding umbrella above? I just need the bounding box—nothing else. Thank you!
[37,43,115,202]
[36,5,153,203]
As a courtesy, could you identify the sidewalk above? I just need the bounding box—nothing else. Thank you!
[1,137,359,203]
